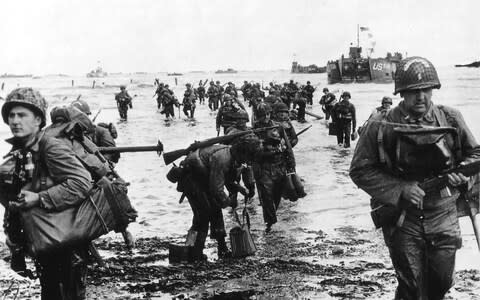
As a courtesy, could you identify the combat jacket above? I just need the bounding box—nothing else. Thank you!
[187,145,246,207]
[332,100,356,128]
[216,105,237,128]
[115,91,132,105]
[303,85,315,96]
[207,86,218,98]
[350,102,480,212]
[91,125,119,163]
[0,131,92,211]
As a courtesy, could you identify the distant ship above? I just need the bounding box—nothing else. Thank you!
[327,26,402,84]
[215,68,238,74]
[455,61,480,68]
[0,73,33,78]
[86,66,107,78]
[167,72,183,76]
[291,62,326,73]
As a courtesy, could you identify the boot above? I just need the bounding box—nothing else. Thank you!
[190,231,208,262]
[217,237,232,258]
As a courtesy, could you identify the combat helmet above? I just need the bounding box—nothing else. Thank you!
[381,96,393,104]
[70,99,91,115]
[394,56,441,95]
[272,102,289,114]
[323,88,329,93]
[2,87,48,128]
[341,91,351,99]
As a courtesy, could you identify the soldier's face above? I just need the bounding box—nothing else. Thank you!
[402,88,432,116]
[8,106,41,140]
[277,111,289,120]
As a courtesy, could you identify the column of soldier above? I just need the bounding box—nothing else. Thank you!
[1,56,479,299]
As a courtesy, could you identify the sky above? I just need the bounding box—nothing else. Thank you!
[0,0,479,75]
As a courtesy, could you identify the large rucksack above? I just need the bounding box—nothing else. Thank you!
[20,106,137,256]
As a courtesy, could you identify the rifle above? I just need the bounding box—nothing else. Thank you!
[97,141,164,155]
[92,109,102,123]
[163,125,279,165]
[293,109,324,120]
[297,125,312,137]
[397,160,480,250]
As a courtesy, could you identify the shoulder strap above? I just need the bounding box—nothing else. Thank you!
[436,105,462,159]
[377,110,392,169]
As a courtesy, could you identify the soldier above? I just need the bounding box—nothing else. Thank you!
[154,82,165,110]
[303,81,315,105]
[0,88,93,299]
[70,99,120,164]
[183,83,197,119]
[332,91,356,148]
[177,135,261,260]
[207,81,219,111]
[241,81,253,104]
[224,82,238,98]
[115,85,133,120]
[272,102,298,147]
[216,94,238,134]
[197,79,208,105]
[319,88,337,120]
[375,96,393,113]
[350,56,480,299]
[161,86,179,120]
[293,90,307,123]
[253,104,295,232]
[216,80,224,104]
[286,80,298,109]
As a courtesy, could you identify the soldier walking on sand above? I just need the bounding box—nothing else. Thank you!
[350,56,480,299]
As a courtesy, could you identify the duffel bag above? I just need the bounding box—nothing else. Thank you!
[21,176,137,256]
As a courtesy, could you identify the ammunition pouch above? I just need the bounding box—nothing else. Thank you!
[370,199,401,229]
[393,126,456,177]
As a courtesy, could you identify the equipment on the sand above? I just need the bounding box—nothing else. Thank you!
[230,201,256,258]
[304,110,324,120]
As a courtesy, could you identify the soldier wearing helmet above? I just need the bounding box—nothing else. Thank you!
[69,100,120,163]
[175,135,261,260]
[216,95,247,134]
[319,88,337,120]
[207,81,220,111]
[332,91,356,148]
[196,79,208,105]
[350,56,480,299]
[115,85,133,120]
[0,88,93,298]
[183,83,197,119]
[303,81,315,105]
[224,82,238,98]
[253,100,297,232]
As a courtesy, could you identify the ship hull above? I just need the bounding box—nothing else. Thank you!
[327,58,396,84]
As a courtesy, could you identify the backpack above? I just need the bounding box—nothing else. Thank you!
[20,106,137,256]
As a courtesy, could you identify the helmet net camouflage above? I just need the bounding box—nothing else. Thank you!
[341,91,351,99]
[381,96,393,104]
[256,103,272,117]
[2,87,48,128]
[394,56,441,95]
[273,102,289,114]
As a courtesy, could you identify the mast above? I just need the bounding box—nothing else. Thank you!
[357,24,360,48]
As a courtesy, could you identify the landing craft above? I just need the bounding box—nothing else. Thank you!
[327,26,402,84]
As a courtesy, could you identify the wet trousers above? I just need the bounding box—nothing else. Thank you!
[183,105,195,118]
[117,104,128,120]
[382,208,460,300]
[198,94,205,104]
[208,97,219,111]
[163,104,175,119]
[36,248,88,300]
[254,162,286,225]
[306,95,313,105]
[297,103,306,121]
[336,119,351,147]
[186,183,226,241]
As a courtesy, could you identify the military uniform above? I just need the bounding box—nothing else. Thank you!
[197,84,206,104]
[350,56,480,299]
[207,84,219,111]
[332,93,356,148]
[183,86,197,118]
[216,104,238,134]
[294,92,307,122]
[179,137,260,259]
[115,87,132,120]
[303,83,315,105]
[319,91,336,120]
[0,88,93,300]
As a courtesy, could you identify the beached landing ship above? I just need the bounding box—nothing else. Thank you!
[327,47,402,84]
